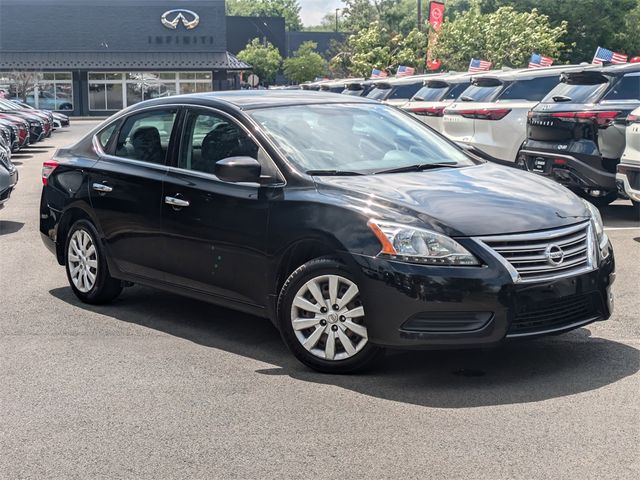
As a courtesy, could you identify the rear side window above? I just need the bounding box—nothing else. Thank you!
[603,74,640,101]
[499,76,560,101]
[389,83,423,100]
[114,109,177,164]
[446,82,471,100]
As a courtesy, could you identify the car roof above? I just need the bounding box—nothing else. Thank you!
[601,62,640,74]
[373,74,441,87]
[134,90,378,111]
[471,64,599,82]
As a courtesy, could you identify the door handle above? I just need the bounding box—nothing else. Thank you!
[165,196,190,208]
[92,183,113,193]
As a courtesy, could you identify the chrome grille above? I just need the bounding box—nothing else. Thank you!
[476,222,595,283]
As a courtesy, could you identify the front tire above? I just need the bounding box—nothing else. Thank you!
[65,219,122,304]
[277,258,382,373]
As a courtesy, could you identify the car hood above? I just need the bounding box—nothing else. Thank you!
[314,163,590,236]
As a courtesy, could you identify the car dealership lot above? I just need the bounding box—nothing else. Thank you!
[1,122,638,479]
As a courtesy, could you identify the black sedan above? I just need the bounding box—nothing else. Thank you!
[39,91,615,373]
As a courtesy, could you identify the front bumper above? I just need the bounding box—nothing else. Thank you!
[347,246,615,349]
[616,162,640,203]
[520,147,616,192]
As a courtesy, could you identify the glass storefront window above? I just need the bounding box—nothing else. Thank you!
[87,71,212,111]
[4,71,74,111]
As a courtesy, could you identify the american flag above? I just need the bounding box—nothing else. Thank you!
[468,58,492,73]
[592,46,628,65]
[371,68,388,79]
[529,53,554,68]
[396,65,415,77]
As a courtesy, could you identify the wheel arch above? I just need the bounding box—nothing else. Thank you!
[55,202,102,265]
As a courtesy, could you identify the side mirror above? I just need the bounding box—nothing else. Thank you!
[215,156,262,183]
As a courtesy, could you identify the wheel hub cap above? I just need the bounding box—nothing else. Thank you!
[67,229,98,293]
[290,274,368,361]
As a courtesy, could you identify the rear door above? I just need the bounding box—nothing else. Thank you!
[160,107,273,308]
[88,108,178,280]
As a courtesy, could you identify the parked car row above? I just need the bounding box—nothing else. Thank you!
[0,99,69,210]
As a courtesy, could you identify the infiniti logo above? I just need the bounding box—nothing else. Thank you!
[545,244,565,266]
[161,9,200,30]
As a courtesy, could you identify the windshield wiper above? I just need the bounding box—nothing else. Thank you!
[306,169,364,176]
[552,95,572,102]
[374,163,459,175]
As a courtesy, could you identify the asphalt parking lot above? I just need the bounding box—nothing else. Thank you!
[1,121,638,479]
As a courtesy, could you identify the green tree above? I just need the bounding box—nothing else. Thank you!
[332,21,428,77]
[237,39,283,84]
[283,41,327,83]
[446,0,639,63]
[432,5,568,71]
[226,0,303,31]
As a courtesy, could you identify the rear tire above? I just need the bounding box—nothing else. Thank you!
[65,219,122,304]
[277,258,382,374]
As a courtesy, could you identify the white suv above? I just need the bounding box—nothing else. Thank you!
[616,106,640,209]
[442,66,588,164]
[402,72,473,134]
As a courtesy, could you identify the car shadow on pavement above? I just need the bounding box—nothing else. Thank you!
[601,202,640,227]
[0,220,24,235]
[50,285,639,409]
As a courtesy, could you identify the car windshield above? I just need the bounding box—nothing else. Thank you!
[249,103,476,174]
[541,78,610,104]
[458,83,503,102]
[367,87,391,100]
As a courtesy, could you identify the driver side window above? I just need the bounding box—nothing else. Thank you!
[179,110,259,174]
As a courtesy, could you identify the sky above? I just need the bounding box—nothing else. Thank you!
[299,0,344,26]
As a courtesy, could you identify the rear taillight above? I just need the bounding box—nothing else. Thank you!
[410,106,445,117]
[626,113,639,124]
[549,111,620,127]
[446,108,512,121]
[42,160,59,185]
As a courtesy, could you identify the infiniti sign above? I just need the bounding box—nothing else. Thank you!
[161,9,200,30]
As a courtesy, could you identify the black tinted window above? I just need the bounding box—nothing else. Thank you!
[179,110,258,175]
[367,87,391,100]
[499,76,560,101]
[541,79,609,104]
[446,82,471,100]
[458,83,502,102]
[603,75,640,101]
[114,110,177,164]
[389,83,423,100]
[412,85,447,102]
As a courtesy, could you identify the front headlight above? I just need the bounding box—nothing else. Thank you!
[367,220,480,266]
[583,200,608,250]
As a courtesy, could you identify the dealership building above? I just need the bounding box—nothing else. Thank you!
[0,0,251,116]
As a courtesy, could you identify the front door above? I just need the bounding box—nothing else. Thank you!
[161,107,272,309]
[88,108,178,280]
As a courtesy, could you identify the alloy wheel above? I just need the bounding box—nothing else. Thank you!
[67,229,98,293]
[290,274,368,361]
